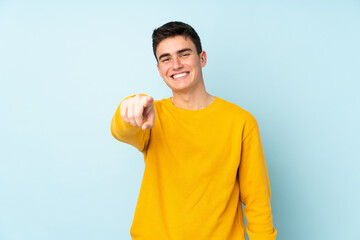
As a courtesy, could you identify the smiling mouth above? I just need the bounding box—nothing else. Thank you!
[171,72,189,79]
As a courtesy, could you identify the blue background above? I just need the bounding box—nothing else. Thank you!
[1,0,359,239]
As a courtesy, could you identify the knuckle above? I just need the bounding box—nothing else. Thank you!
[122,115,129,123]
[120,103,127,111]
[134,112,142,119]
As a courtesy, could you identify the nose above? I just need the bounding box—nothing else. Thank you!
[172,56,183,70]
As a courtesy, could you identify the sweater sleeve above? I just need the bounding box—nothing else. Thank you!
[239,117,277,240]
[110,95,151,152]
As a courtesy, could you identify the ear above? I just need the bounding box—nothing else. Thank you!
[157,63,160,73]
[200,51,207,68]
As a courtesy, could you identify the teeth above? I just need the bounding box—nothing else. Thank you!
[173,73,187,79]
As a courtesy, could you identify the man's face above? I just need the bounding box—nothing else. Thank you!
[156,35,207,93]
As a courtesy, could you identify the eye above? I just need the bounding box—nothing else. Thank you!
[161,58,170,63]
[181,53,190,57]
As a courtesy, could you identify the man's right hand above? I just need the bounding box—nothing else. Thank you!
[120,94,155,130]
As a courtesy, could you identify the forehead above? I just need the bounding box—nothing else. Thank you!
[156,35,196,57]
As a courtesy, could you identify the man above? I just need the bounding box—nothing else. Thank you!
[111,21,277,240]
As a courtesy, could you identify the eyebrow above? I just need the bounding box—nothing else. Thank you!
[158,48,193,61]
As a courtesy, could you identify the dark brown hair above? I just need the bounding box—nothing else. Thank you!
[152,21,202,61]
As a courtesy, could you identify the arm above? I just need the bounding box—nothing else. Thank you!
[239,118,277,240]
[110,94,155,152]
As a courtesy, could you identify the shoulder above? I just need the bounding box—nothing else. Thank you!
[153,98,168,110]
[217,97,258,126]
[218,98,261,142]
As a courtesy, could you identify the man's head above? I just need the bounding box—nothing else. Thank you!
[152,21,202,61]
[153,22,207,94]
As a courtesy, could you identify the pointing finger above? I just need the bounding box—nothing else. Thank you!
[142,108,155,130]
[143,96,153,108]
[133,100,144,127]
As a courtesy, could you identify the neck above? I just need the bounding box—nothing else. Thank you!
[171,89,215,110]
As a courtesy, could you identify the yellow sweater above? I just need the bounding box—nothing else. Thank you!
[111,96,277,240]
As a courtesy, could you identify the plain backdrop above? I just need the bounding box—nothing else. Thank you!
[1,0,359,239]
